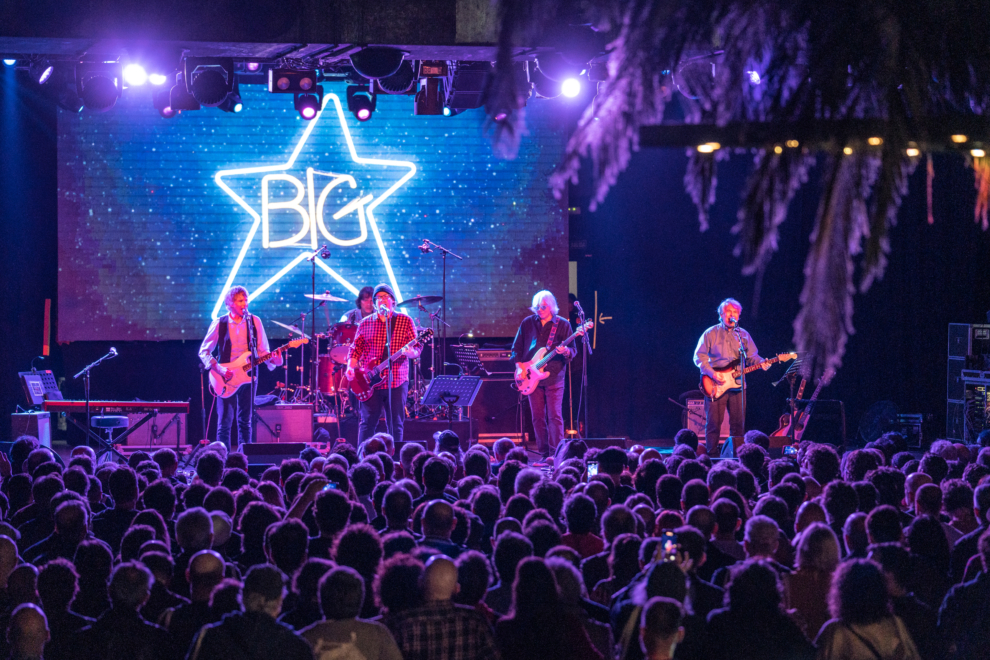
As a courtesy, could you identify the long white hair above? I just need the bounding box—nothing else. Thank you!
[529,290,559,315]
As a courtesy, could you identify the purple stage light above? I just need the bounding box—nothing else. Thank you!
[246,62,261,72]
[356,107,371,121]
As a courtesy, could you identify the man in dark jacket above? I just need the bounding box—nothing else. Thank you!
[188,563,314,660]
[78,561,175,660]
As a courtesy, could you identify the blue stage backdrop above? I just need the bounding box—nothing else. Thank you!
[57,83,568,341]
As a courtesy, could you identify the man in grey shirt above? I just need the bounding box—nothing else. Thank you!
[693,298,768,454]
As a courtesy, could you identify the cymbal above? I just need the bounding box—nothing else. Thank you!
[271,320,311,338]
[396,295,443,308]
[304,293,348,302]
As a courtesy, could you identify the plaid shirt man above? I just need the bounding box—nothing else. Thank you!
[346,311,417,389]
[390,600,500,660]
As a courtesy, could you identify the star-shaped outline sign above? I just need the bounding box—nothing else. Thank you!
[210,92,416,320]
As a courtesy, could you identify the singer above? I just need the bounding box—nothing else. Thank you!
[199,285,282,448]
[511,290,577,458]
[693,298,769,454]
[345,284,420,445]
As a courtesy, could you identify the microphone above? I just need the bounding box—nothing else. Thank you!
[418,240,433,254]
[729,317,739,326]
[377,304,390,317]
[574,300,584,315]
[31,355,45,373]
[320,245,331,259]
[108,347,118,358]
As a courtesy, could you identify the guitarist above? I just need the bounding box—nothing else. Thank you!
[511,290,582,458]
[344,284,421,445]
[199,286,282,447]
[693,298,769,454]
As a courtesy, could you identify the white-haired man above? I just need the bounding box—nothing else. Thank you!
[199,286,282,447]
[511,290,579,457]
[693,298,768,455]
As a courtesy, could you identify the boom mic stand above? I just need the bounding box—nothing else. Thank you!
[575,302,591,438]
[73,347,118,435]
[418,239,463,376]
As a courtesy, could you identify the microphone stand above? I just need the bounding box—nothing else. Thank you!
[735,328,747,444]
[247,313,258,446]
[73,348,117,437]
[575,305,591,438]
[418,239,463,377]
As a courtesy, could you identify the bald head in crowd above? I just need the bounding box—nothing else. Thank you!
[422,501,456,540]
[423,556,459,602]
[0,536,18,588]
[7,603,49,659]
[188,550,225,601]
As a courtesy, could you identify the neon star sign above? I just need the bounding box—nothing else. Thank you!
[210,92,416,320]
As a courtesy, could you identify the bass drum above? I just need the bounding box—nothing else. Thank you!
[329,322,358,364]
[317,355,350,395]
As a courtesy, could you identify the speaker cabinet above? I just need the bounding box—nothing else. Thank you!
[469,377,524,437]
[684,397,730,437]
[10,412,51,447]
[255,404,313,443]
[123,412,187,447]
[797,400,846,446]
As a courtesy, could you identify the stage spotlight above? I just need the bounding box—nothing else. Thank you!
[529,64,560,99]
[123,63,147,86]
[55,83,84,113]
[169,72,200,111]
[346,85,376,121]
[30,60,54,85]
[4,59,16,66]
[377,60,416,94]
[295,93,320,119]
[350,47,405,79]
[148,73,168,85]
[246,62,261,72]
[561,77,581,98]
[217,79,243,113]
[268,69,319,94]
[183,57,234,107]
[75,63,122,112]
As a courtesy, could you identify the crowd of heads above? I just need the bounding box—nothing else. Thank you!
[0,427,987,659]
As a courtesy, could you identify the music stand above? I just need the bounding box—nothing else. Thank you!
[18,371,63,406]
[422,376,483,432]
[450,344,488,376]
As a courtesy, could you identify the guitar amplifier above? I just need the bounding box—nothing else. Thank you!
[478,349,514,375]
[255,404,313,443]
[469,377,523,436]
[684,398,730,437]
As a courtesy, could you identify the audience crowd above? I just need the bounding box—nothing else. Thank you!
[0,426,989,660]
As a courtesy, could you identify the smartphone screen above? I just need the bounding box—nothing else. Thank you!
[587,461,599,479]
[661,531,678,562]
[323,482,338,491]
[783,445,797,457]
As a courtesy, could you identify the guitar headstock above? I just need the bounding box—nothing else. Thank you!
[778,352,798,362]
[289,338,309,348]
[416,329,434,343]
[581,320,594,332]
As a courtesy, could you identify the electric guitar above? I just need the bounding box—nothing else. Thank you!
[700,352,797,401]
[514,321,594,396]
[209,338,308,399]
[348,329,433,402]
[770,369,834,445]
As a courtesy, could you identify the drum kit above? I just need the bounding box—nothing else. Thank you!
[270,291,447,420]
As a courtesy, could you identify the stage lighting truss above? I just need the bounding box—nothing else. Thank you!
[346,85,376,121]
[294,86,324,120]
[75,63,123,112]
[184,57,235,107]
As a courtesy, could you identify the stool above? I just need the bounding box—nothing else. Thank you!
[91,415,129,461]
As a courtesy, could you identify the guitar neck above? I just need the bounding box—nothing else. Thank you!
[741,355,781,376]
[252,343,291,368]
[534,327,584,369]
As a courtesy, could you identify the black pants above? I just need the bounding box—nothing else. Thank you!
[358,381,408,444]
[704,389,743,454]
[528,380,565,455]
[217,379,255,448]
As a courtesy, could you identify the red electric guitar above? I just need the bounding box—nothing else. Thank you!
[347,329,433,402]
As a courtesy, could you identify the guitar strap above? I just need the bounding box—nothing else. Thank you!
[545,316,560,350]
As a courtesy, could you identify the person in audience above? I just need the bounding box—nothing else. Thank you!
[815,558,920,659]
[938,528,990,660]
[72,540,113,618]
[639,597,684,660]
[6,603,48,660]
[279,558,334,631]
[390,555,499,660]
[161,549,226,657]
[92,467,140,555]
[783,522,840,639]
[703,559,814,660]
[189,564,314,660]
[868,543,942,660]
[495,556,603,660]
[547,556,614,659]
[486,531,533,615]
[77,561,175,660]
[36,558,91,660]
[301,565,402,659]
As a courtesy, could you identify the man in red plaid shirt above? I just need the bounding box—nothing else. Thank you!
[345,284,422,445]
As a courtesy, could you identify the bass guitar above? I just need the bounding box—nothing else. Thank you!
[209,338,309,399]
[700,352,797,401]
[514,321,594,396]
[769,369,835,445]
[348,329,433,402]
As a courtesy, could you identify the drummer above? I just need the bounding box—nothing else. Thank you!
[341,286,374,325]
